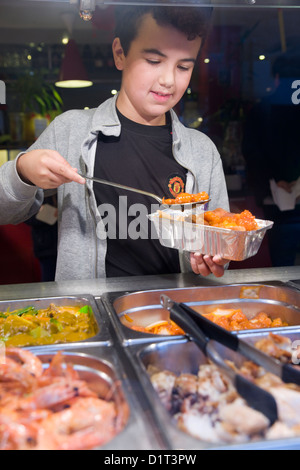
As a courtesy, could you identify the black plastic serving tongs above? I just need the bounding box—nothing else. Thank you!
[160,295,300,386]
[160,294,281,425]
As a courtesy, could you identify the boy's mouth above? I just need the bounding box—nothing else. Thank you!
[151,91,172,102]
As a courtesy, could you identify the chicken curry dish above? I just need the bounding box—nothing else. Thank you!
[0,303,98,347]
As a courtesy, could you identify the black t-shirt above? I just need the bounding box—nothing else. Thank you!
[94,109,187,277]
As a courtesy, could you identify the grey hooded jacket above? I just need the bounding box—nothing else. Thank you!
[0,95,229,280]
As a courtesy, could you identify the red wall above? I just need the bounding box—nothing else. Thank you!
[0,224,41,285]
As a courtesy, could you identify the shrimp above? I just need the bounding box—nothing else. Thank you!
[19,378,98,411]
[42,350,79,380]
[0,348,43,392]
[36,397,117,450]
[0,411,39,450]
[5,347,43,378]
[0,357,36,390]
[0,351,122,450]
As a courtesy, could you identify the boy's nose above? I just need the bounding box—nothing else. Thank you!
[158,67,175,88]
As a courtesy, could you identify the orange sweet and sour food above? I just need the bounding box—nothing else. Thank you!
[202,208,258,231]
[162,192,209,205]
[131,320,185,336]
[203,309,288,331]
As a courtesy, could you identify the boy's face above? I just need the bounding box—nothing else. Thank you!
[113,13,202,126]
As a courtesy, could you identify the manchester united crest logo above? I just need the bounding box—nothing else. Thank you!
[168,175,185,197]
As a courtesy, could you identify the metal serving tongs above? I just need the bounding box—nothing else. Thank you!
[161,295,300,386]
[79,174,210,209]
[160,295,282,424]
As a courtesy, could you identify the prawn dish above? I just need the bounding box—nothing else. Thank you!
[0,348,125,450]
[0,303,98,347]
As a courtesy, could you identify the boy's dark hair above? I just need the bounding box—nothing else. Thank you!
[114,6,212,56]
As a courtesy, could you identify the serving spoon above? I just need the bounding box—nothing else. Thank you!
[79,174,210,209]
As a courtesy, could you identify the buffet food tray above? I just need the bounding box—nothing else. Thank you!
[0,295,112,349]
[20,343,164,450]
[126,333,300,450]
[149,209,273,261]
[101,283,300,345]
[287,279,300,291]
[3,282,300,450]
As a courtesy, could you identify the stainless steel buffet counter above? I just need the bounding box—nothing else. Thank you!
[1,266,300,450]
[1,266,300,300]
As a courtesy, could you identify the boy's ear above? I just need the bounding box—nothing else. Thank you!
[112,37,125,71]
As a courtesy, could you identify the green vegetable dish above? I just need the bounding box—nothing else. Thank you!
[0,303,98,347]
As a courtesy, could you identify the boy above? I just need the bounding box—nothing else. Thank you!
[0,6,229,281]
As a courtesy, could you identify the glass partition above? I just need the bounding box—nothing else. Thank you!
[0,0,299,268]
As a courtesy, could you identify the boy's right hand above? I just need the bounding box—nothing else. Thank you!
[16,149,86,189]
[190,252,227,278]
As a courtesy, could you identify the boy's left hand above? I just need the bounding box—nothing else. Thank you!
[190,252,228,277]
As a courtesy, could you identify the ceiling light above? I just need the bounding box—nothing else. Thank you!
[55,39,93,88]
[79,0,95,21]
[62,36,69,45]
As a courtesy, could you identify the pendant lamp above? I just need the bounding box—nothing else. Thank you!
[55,39,93,88]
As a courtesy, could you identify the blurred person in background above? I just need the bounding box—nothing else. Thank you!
[242,53,300,267]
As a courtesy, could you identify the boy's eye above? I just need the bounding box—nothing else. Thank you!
[145,58,193,71]
[178,64,192,71]
[146,59,160,65]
